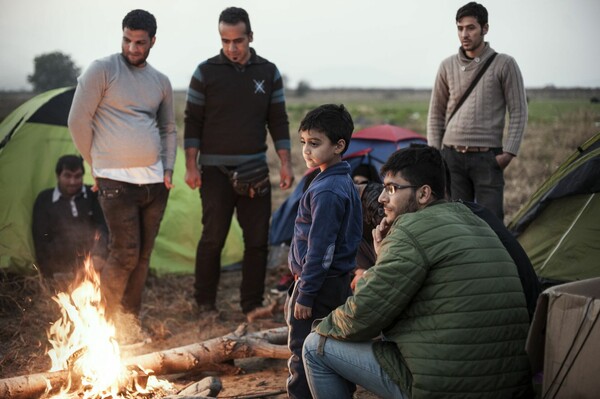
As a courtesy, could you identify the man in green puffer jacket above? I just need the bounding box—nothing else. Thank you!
[303,146,532,399]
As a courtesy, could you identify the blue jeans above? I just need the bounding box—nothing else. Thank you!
[96,178,169,317]
[442,147,505,221]
[194,166,271,313]
[303,332,407,399]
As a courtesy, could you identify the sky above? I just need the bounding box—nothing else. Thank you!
[1,0,599,91]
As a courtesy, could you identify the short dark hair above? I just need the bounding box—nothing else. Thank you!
[219,7,252,34]
[299,104,354,154]
[380,146,446,200]
[122,9,157,38]
[352,164,381,183]
[456,2,488,26]
[360,181,385,240]
[56,155,84,175]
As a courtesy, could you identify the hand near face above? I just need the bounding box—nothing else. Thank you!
[372,218,391,255]
[294,302,312,320]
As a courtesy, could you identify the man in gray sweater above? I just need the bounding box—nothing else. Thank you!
[68,9,177,326]
[427,2,527,221]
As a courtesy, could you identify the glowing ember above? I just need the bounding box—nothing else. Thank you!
[45,257,173,398]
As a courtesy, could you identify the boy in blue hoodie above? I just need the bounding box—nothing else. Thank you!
[286,104,363,398]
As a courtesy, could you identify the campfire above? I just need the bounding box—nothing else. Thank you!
[0,257,291,399]
[44,257,174,399]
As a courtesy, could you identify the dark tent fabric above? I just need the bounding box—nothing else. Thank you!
[0,87,243,275]
[269,124,426,246]
[508,132,600,285]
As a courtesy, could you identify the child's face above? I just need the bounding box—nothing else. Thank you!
[299,129,344,171]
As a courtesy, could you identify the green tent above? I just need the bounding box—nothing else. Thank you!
[508,132,600,285]
[0,87,243,275]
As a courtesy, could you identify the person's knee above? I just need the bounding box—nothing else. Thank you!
[109,245,139,272]
[303,331,320,362]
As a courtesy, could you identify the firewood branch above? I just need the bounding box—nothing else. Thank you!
[0,324,289,399]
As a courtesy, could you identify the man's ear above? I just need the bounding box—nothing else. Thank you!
[417,185,434,205]
[482,23,489,36]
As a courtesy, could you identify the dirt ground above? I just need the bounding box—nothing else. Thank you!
[0,256,379,398]
[0,139,382,398]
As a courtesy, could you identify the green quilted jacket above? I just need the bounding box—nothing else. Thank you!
[315,202,531,398]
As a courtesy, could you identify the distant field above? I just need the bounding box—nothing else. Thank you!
[2,88,599,222]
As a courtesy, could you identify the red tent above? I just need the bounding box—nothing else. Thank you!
[352,124,424,142]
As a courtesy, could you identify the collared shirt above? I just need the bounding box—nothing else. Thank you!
[52,185,88,217]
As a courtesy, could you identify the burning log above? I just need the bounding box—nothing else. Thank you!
[0,324,289,399]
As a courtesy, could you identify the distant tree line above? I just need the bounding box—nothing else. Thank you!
[28,51,80,92]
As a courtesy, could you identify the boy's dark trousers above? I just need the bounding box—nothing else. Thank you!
[286,273,354,399]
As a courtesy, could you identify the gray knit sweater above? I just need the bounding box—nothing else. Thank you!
[69,53,177,170]
[427,43,527,156]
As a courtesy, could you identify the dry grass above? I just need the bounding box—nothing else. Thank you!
[0,272,58,376]
[504,100,599,222]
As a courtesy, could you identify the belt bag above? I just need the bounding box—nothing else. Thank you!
[220,159,270,198]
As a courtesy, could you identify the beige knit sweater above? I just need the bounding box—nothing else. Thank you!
[427,43,527,156]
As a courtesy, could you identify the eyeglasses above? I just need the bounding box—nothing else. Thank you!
[382,183,417,195]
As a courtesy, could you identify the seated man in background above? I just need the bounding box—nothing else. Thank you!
[351,163,379,185]
[351,181,384,291]
[303,145,532,398]
[32,155,107,278]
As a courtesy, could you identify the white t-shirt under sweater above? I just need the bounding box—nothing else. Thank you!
[94,159,164,185]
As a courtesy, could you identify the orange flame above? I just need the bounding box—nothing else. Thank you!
[45,257,172,398]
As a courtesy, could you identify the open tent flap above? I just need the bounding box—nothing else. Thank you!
[0,122,80,271]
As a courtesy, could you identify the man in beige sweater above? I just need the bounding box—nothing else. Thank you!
[427,2,527,221]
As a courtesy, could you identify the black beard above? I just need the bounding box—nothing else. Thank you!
[122,52,147,67]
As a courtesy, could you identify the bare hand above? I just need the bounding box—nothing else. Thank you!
[185,167,202,189]
[279,162,294,190]
[495,152,515,170]
[91,175,98,192]
[294,303,312,320]
[373,218,391,255]
[350,268,366,291]
[164,170,175,190]
[276,149,294,190]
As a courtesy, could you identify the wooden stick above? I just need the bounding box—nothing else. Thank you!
[0,324,289,399]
